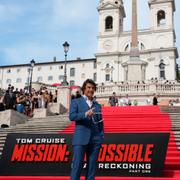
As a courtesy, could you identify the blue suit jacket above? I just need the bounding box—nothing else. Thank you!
[69,96,104,145]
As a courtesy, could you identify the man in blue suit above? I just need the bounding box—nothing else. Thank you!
[69,79,104,180]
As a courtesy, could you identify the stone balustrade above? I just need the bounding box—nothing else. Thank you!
[95,83,180,97]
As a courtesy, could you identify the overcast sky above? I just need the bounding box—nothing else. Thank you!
[0,0,179,66]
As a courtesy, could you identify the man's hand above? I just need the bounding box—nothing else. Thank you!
[85,108,95,117]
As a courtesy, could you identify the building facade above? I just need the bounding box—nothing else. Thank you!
[0,0,178,90]
[0,59,97,90]
[96,0,178,83]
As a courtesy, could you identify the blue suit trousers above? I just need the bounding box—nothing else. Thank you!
[70,141,101,180]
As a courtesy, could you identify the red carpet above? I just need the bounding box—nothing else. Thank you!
[1,106,180,179]
[60,106,180,179]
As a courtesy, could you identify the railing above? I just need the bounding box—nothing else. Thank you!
[95,83,180,97]
[156,84,180,93]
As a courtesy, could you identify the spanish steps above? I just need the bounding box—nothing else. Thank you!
[0,107,180,158]
[0,106,180,180]
[0,114,71,158]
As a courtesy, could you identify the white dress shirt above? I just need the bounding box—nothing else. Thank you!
[83,95,93,108]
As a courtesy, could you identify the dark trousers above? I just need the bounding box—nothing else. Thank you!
[70,142,101,180]
[0,103,5,111]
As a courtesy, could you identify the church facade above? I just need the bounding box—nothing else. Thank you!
[0,0,178,91]
[96,0,178,83]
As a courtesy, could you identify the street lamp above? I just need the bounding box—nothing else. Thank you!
[111,66,114,82]
[29,59,35,94]
[61,41,70,86]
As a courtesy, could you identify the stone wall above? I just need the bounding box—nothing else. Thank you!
[0,110,28,126]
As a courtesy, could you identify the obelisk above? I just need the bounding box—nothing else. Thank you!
[130,0,139,59]
[122,0,147,81]
[123,0,146,81]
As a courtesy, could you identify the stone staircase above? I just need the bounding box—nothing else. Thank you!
[0,114,71,158]
[161,107,180,149]
[1,107,180,159]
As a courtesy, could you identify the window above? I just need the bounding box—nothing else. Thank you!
[124,44,130,52]
[17,68,21,73]
[6,79,11,84]
[105,16,113,30]
[27,68,30,73]
[106,63,110,68]
[38,67,42,71]
[93,73,97,82]
[140,43,145,51]
[81,73,85,79]
[7,69,11,73]
[16,78,22,83]
[37,76,43,82]
[124,42,146,52]
[48,76,53,81]
[27,77,30,83]
[94,61,97,69]
[159,60,165,79]
[120,18,122,26]
[157,10,166,26]
[70,68,75,77]
[138,41,146,50]
[59,75,64,80]
[70,80,75,86]
[105,74,110,81]
[59,66,63,69]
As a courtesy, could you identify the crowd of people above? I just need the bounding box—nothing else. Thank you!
[0,85,57,117]
[71,91,82,100]
[1,84,180,116]
[169,99,180,106]
[108,92,159,106]
[108,93,132,106]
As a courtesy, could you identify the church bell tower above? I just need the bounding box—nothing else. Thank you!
[148,0,175,30]
[96,0,126,83]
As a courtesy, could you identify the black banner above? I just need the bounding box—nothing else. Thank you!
[0,133,169,177]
